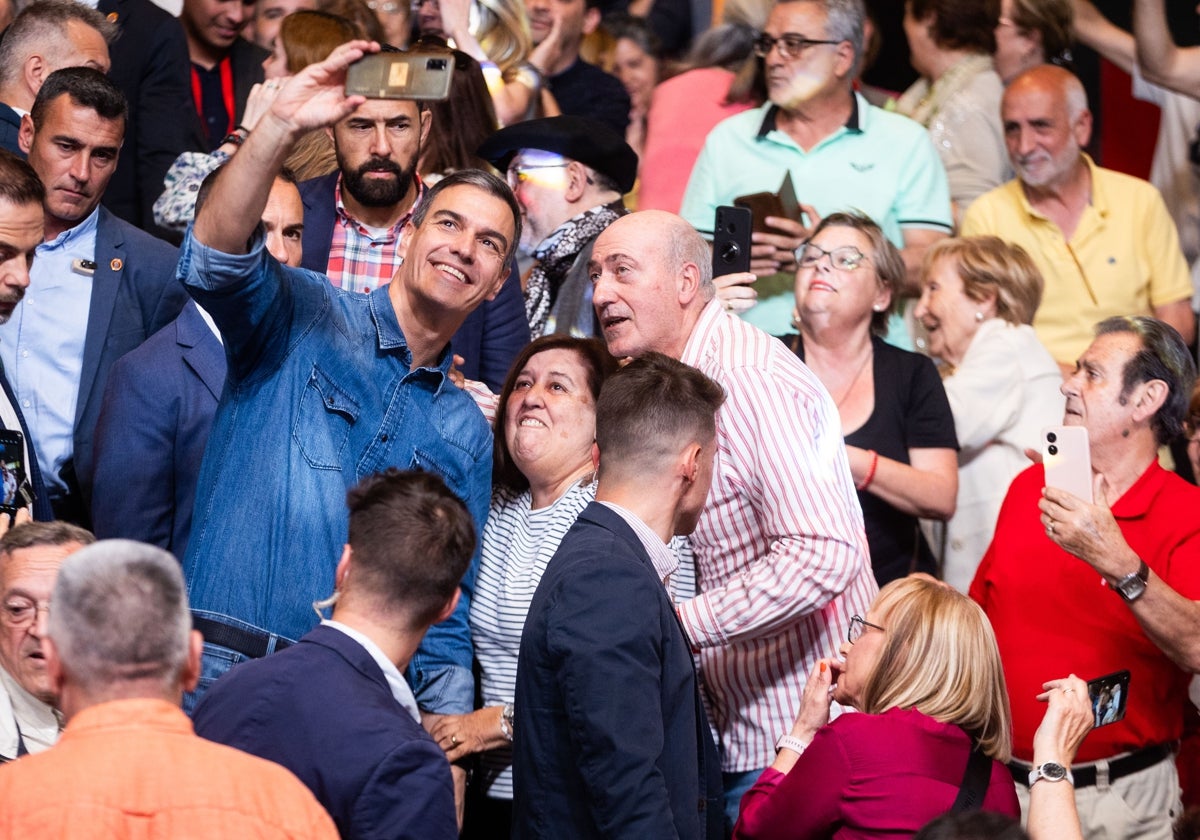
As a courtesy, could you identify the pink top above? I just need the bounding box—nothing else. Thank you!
[638,68,756,214]
[734,708,1019,840]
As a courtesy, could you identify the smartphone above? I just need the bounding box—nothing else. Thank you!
[1042,425,1093,503]
[0,430,27,516]
[1087,669,1130,728]
[712,206,752,278]
[345,51,454,101]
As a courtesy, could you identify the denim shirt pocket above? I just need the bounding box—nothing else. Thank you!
[409,447,469,497]
[293,365,360,469]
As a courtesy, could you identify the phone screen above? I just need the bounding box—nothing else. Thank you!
[1087,670,1130,728]
[0,429,26,515]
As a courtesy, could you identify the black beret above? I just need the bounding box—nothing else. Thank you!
[477,115,639,194]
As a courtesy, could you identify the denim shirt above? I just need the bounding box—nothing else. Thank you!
[177,226,491,714]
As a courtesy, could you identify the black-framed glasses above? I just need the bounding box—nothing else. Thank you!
[847,614,884,644]
[796,242,871,271]
[752,32,842,60]
[1,596,49,630]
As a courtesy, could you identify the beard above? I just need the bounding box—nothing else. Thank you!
[340,155,416,208]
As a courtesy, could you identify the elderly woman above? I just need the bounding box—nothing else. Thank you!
[785,213,957,586]
[898,0,1008,219]
[734,577,1019,839]
[914,236,1063,591]
[993,0,1073,84]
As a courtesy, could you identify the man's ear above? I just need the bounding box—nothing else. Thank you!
[677,259,702,307]
[181,630,204,694]
[433,587,461,625]
[832,40,856,80]
[22,55,47,100]
[335,545,352,591]
[1132,379,1169,423]
[17,113,35,156]
[1073,108,1094,149]
[564,161,589,203]
[418,105,433,148]
[581,6,601,36]
[395,219,416,265]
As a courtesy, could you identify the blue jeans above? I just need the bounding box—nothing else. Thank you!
[183,611,295,714]
[723,768,765,837]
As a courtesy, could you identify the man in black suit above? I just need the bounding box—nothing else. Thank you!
[180,0,267,150]
[193,469,472,840]
[513,352,725,839]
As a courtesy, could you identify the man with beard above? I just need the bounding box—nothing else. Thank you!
[298,94,528,390]
[962,64,1194,370]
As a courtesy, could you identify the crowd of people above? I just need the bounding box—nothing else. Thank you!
[0,0,1199,837]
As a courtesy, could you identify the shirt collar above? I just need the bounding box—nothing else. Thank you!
[334,173,427,236]
[0,666,63,758]
[1108,459,1171,520]
[1015,153,1104,220]
[756,91,864,139]
[596,500,678,586]
[680,298,727,368]
[39,205,100,252]
[321,619,421,723]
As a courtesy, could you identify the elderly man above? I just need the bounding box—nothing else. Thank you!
[589,209,876,829]
[0,540,338,836]
[680,0,951,336]
[971,316,1200,839]
[0,521,93,763]
[194,470,473,839]
[478,115,637,338]
[961,65,1194,370]
[514,353,725,840]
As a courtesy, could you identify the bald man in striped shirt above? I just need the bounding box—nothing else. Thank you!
[589,210,878,832]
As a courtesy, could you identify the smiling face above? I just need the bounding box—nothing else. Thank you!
[794,225,889,329]
[0,542,83,703]
[524,0,596,53]
[504,347,598,487]
[1002,74,1089,191]
[833,607,886,709]
[0,199,42,325]
[914,256,994,366]
[612,37,659,113]
[182,0,256,64]
[1060,331,1144,450]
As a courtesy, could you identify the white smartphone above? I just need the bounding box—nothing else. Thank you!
[1042,426,1093,503]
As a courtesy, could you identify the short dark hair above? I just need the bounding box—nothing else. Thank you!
[913,811,1029,840]
[0,0,115,88]
[908,0,999,54]
[0,520,95,557]
[493,335,619,492]
[595,352,725,477]
[410,168,522,265]
[345,469,476,628]
[31,66,128,132]
[1095,316,1197,445]
[0,150,46,208]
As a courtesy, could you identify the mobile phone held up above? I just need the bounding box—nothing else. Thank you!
[345,51,453,101]
[713,206,752,278]
[1087,669,1130,728]
[1042,425,1093,503]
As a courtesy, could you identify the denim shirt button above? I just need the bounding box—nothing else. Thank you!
[380,433,389,442]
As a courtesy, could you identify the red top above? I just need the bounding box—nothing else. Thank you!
[734,707,1018,840]
[972,462,1200,761]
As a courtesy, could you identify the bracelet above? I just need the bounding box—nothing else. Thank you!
[219,128,247,148]
[856,449,879,491]
[500,702,514,742]
[775,734,809,755]
[512,61,545,92]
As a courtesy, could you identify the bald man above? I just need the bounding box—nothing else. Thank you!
[962,64,1195,370]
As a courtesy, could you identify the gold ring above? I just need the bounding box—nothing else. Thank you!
[451,735,458,746]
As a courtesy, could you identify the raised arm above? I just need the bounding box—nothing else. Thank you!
[1072,0,1135,75]
[1133,0,1200,94]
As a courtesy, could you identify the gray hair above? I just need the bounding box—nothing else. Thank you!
[48,541,191,693]
[0,0,114,88]
[1095,316,1197,445]
[778,0,865,74]
[667,214,715,301]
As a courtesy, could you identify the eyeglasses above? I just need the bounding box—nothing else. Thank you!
[1,597,49,630]
[506,162,569,188]
[752,33,842,60]
[847,614,885,644]
[796,242,871,271]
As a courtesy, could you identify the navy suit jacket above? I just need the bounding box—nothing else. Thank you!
[298,171,530,392]
[99,0,198,234]
[0,103,21,157]
[192,624,458,840]
[513,502,723,840]
[91,302,222,558]
[70,208,189,516]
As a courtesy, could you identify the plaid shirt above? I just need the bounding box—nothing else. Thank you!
[325,175,426,293]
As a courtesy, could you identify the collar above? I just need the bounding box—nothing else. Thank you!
[39,205,100,253]
[0,666,60,758]
[756,91,863,140]
[679,298,727,368]
[366,286,453,386]
[1014,153,1104,221]
[1107,459,1172,520]
[334,173,427,236]
[62,698,190,738]
[321,620,421,723]
[596,500,678,586]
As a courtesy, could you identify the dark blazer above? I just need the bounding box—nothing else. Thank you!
[70,207,190,516]
[513,503,723,840]
[298,172,529,392]
[192,624,458,840]
[0,103,21,156]
[98,0,198,233]
[0,366,52,521]
[91,302,223,558]
[187,37,268,151]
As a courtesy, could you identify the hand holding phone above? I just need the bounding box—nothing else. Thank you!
[1042,426,1093,503]
[1087,670,1130,727]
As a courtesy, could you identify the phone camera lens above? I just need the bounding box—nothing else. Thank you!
[720,243,740,262]
[1047,444,1058,456]
[1047,432,1057,443]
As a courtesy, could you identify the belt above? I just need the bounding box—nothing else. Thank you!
[192,615,292,660]
[1009,742,1175,788]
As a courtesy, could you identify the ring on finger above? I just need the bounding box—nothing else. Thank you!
[450,734,458,746]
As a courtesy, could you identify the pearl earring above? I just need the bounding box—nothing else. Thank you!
[873,304,883,312]
[975,311,984,322]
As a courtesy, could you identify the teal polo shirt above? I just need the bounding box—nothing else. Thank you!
[681,93,953,337]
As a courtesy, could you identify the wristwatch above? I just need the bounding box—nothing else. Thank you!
[1028,762,1074,787]
[1115,560,1150,603]
[775,734,809,756]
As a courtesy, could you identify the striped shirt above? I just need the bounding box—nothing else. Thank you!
[325,177,424,294]
[676,299,878,772]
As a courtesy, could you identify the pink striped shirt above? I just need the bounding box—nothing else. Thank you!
[677,299,877,772]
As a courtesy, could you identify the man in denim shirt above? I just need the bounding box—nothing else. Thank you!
[178,42,520,815]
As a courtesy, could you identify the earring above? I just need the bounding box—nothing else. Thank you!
[872,304,883,312]
[975,311,984,322]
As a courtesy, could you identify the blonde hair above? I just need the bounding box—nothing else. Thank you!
[860,578,1013,762]
[474,0,532,72]
[923,236,1044,326]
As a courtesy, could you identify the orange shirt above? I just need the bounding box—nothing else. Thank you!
[0,698,338,839]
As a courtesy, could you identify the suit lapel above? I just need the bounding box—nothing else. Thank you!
[76,209,121,428]
[177,303,226,401]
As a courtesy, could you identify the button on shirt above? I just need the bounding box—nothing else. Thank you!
[0,208,97,496]
[325,177,425,294]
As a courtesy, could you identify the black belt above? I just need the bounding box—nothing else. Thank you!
[192,615,292,660]
[1009,742,1175,788]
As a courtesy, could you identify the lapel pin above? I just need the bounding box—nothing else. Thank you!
[110,258,123,271]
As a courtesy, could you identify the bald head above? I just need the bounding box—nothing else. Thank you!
[1005,64,1088,122]
[589,211,714,359]
[1001,64,1090,192]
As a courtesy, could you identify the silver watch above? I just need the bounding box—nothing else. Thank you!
[1115,560,1149,603]
[1028,762,1073,787]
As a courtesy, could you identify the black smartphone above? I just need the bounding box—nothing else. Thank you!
[712,205,752,278]
[1087,669,1130,728]
[0,429,27,516]
[345,51,454,101]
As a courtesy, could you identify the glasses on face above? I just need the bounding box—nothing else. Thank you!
[506,162,569,188]
[847,614,885,644]
[1,596,49,630]
[796,242,871,271]
[752,32,842,60]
